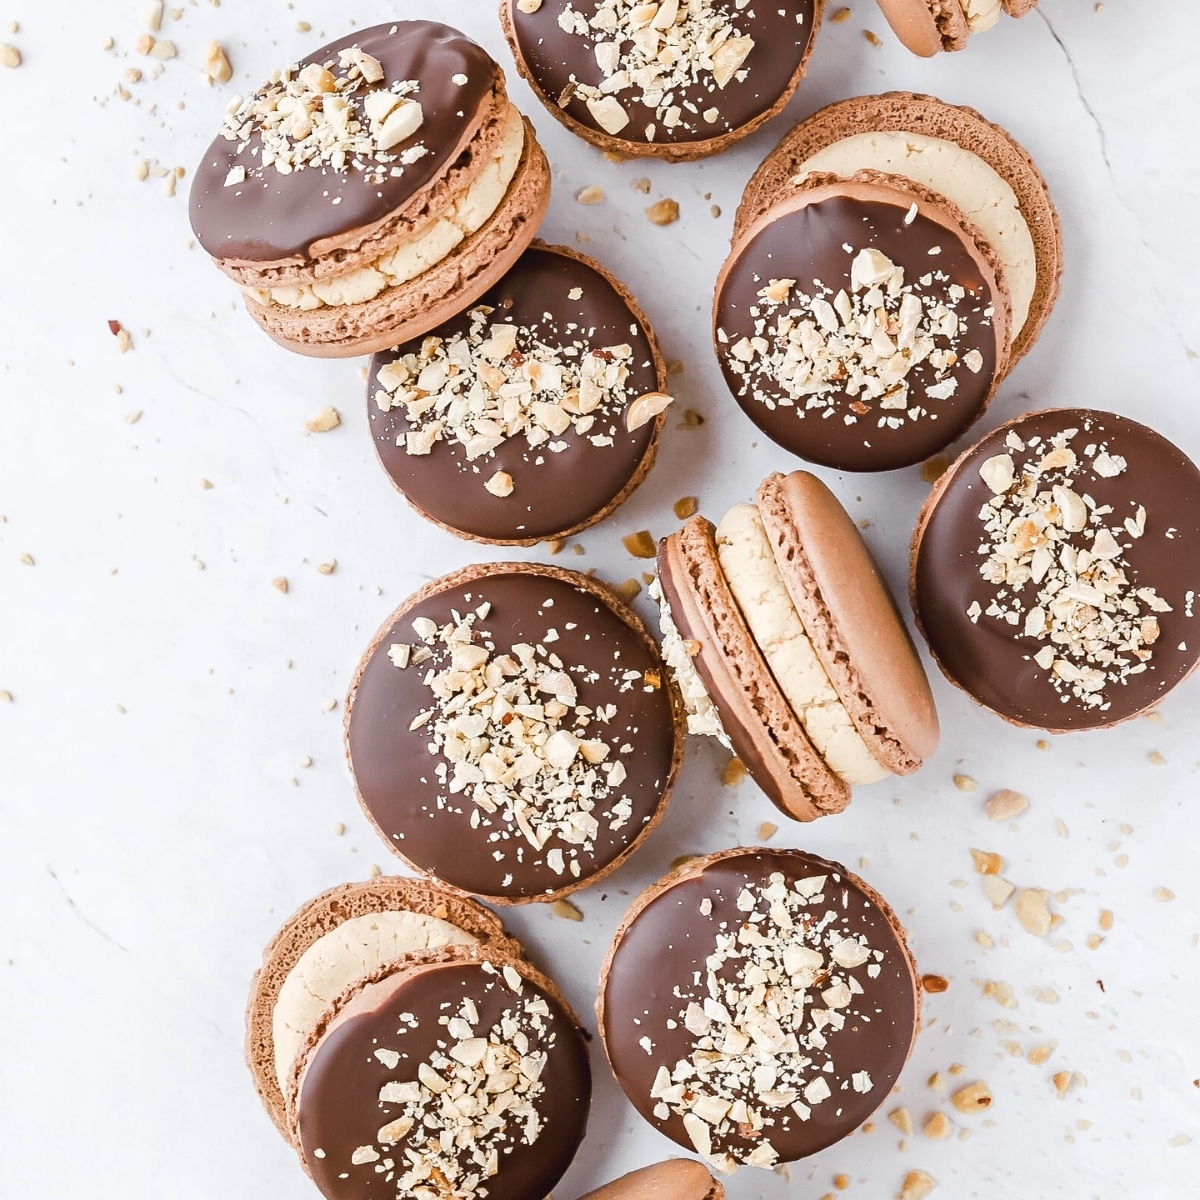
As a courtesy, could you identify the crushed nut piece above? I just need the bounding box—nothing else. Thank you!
[674,496,698,520]
[316,561,336,575]
[0,43,21,69]
[923,1112,952,1140]
[831,6,851,22]
[981,875,1015,909]
[626,390,673,431]
[646,198,680,226]
[484,470,515,497]
[304,406,341,433]
[576,185,605,205]
[986,788,1028,822]
[272,577,289,593]
[204,40,232,83]
[970,848,1003,875]
[1014,889,1052,937]
[721,756,747,786]
[623,530,657,558]
[950,1081,992,1113]
[615,578,642,604]
[551,898,583,921]
[921,974,949,994]
[757,821,777,841]
[889,1106,914,1137]
[898,1170,936,1200]
[953,773,977,792]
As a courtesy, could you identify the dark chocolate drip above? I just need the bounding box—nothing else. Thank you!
[189,21,497,261]
[915,409,1200,729]
[714,195,999,471]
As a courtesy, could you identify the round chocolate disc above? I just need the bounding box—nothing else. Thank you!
[599,848,918,1168]
[714,189,1002,471]
[345,563,681,901]
[367,245,663,544]
[297,959,591,1200]
[913,408,1200,730]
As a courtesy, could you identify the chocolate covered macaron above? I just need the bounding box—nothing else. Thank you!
[189,21,550,357]
[877,0,1038,57]
[654,470,937,821]
[345,562,683,902]
[598,848,919,1171]
[501,0,821,161]
[367,243,671,544]
[912,409,1200,730]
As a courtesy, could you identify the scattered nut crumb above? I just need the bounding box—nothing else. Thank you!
[720,756,746,786]
[834,1175,851,1191]
[150,39,176,60]
[0,43,21,69]
[1154,887,1175,902]
[1014,888,1052,937]
[921,974,949,994]
[125,410,143,425]
[981,875,1015,909]
[551,898,583,921]
[666,360,685,375]
[970,848,1003,875]
[1027,1042,1056,1065]
[517,0,544,12]
[316,561,336,575]
[304,406,341,432]
[673,496,698,520]
[923,1112,952,1140]
[622,530,656,558]
[950,1082,991,1113]
[888,1107,913,1137]
[0,690,12,703]
[544,537,566,556]
[953,773,977,792]
[831,6,851,21]
[334,821,345,836]
[986,788,1028,822]
[19,554,34,566]
[367,863,381,878]
[1052,1070,1081,1099]
[757,821,777,841]
[631,177,651,194]
[272,576,289,593]
[205,39,232,83]
[677,407,704,429]
[296,20,312,32]
[124,67,143,84]
[863,29,883,46]
[321,698,338,712]
[645,198,680,226]
[898,1170,936,1200]
[1148,749,1166,765]
[200,478,213,489]
[615,578,642,604]
[576,185,605,205]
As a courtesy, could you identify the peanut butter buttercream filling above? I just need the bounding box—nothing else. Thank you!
[245,103,526,311]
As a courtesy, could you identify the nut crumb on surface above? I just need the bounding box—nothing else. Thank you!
[923,1111,951,1140]
[954,773,977,792]
[898,1170,936,1200]
[673,496,698,520]
[304,406,341,432]
[720,756,746,786]
[551,898,583,921]
[576,185,605,205]
[950,1081,992,1113]
[986,788,1028,822]
[631,177,651,194]
[863,29,883,46]
[921,974,949,994]
[615,578,642,604]
[756,820,777,841]
[316,561,336,575]
[272,576,289,593]
[888,1107,913,1137]
[645,198,680,226]
[831,6,852,21]
[205,40,232,83]
[0,44,21,69]
[622,530,656,558]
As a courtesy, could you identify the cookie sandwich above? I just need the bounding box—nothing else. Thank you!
[247,879,591,1200]
[367,243,671,544]
[577,1160,724,1200]
[912,408,1200,730]
[501,0,822,161]
[345,562,684,902]
[189,21,551,357]
[598,848,920,1171]
[876,0,1038,57]
[717,93,1060,471]
[654,470,938,821]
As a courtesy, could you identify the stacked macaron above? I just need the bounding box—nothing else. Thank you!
[716,93,1061,471]
[877,0,1039,56]
[189,21,551,356]
[247,879,591,1200]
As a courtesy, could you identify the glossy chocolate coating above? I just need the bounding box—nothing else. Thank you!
[297,961,591,1200]
[346,567,678,900]
[368,246,660,542]
[508,0,815,146]
[714,195,999,471]
[189,22,497,262]
[601,849,917,1163]
[914,409,1200,729]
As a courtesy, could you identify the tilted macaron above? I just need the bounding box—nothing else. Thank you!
[654,470,938,821]
[500,0,822,161]
[876,0,1038,57]
[575,1160,724,1200]
[912,408,1200,731]
[366,242,672,544]
[598,848,920,1171]
[345,562,684,902]
[189,21,550,357]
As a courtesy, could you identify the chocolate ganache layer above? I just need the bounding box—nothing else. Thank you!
[599,848,918,1169]
[715,188,1002,471]
[296,959,590,1200]
[190,22,498,262]
[346,564,680,901]
[368,244,663,543]
[914,409,1200,729]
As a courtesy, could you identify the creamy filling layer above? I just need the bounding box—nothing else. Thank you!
[959,0,1003,34]
[272,910,478,1092]
[794,129,1035,337]
[246,103,526,311]
[715,504,889,785]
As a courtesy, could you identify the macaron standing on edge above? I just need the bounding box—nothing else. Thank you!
[189,20,551,357]
[654,470,938,821]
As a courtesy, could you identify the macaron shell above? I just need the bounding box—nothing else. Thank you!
[1003,0,1039,15]
[874,0,944,56]
[756,471,939,772]
[575,1160,724,1200]
[657,516,850,820]
[735,92,1061,367]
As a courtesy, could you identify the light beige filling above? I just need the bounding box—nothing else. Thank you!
[960,0,1003,34]
[715,504,888,785]
[794,129,1036,337]
[246,103,526,311]
[271,910,478,1092]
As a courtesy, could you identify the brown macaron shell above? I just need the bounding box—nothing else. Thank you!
[736,92,1061,368]
[576,1160,724,1200]
[366,242,668,545]
[756,471,939,773]
[597,847,920,1167]
[345,562,684,903]
[911,408,1200,731]
[246,878,518,1137]
[288,949,591,1200]
[657,515,851,821]
[500,0,822,162]
[714,172,1010,472]
[874,0,945,56]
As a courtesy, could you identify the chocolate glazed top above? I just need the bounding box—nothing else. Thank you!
[368,246,660,542]
[714,195,999,472]
[297,961,591,1200]
[346,569,678,900]
[601,850,917,1163]
[915,409,1200,730]
[508,0,815,145]
[189,22,497,261]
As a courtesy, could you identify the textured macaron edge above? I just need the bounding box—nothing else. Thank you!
[245,878,518,1139]
[734,91,1061,368]
[343,560,686,903]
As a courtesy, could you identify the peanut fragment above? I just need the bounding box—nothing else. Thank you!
[1027,1042,1056,1066]
[204,40,232,83]
[551,898,583,921]
[953,773,978,792]
[923,1112,952,1140]
[622,530,656,558]
[272,577,289,594]
[645,198,680,226]
[888,1107,913,1137]
[615,578,642,604]
[576,185,605,205]
[1014,888,1052,936]
[898,1170,936,1200]
[721,756,747,786]
[986,788,1028,821]
[304,406,340,433]
[981,875,1015,909]
[673,496,697,520]
[625,391,673,431]
[950,1081,992,1113]
[970,848,1003,875]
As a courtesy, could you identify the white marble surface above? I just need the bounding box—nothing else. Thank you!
[2,1,1199,1196]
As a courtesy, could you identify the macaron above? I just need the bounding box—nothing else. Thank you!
[912,408,1200,731]
[345,562,684,902]
[576,1160,724,1200]
[876,0,1038,57]
[597,847,920,1171]
[500,0,822,161]
[188,21,550,358]
[654,470,938,821]
[246,877,520,1137]
[367,242,671,544]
